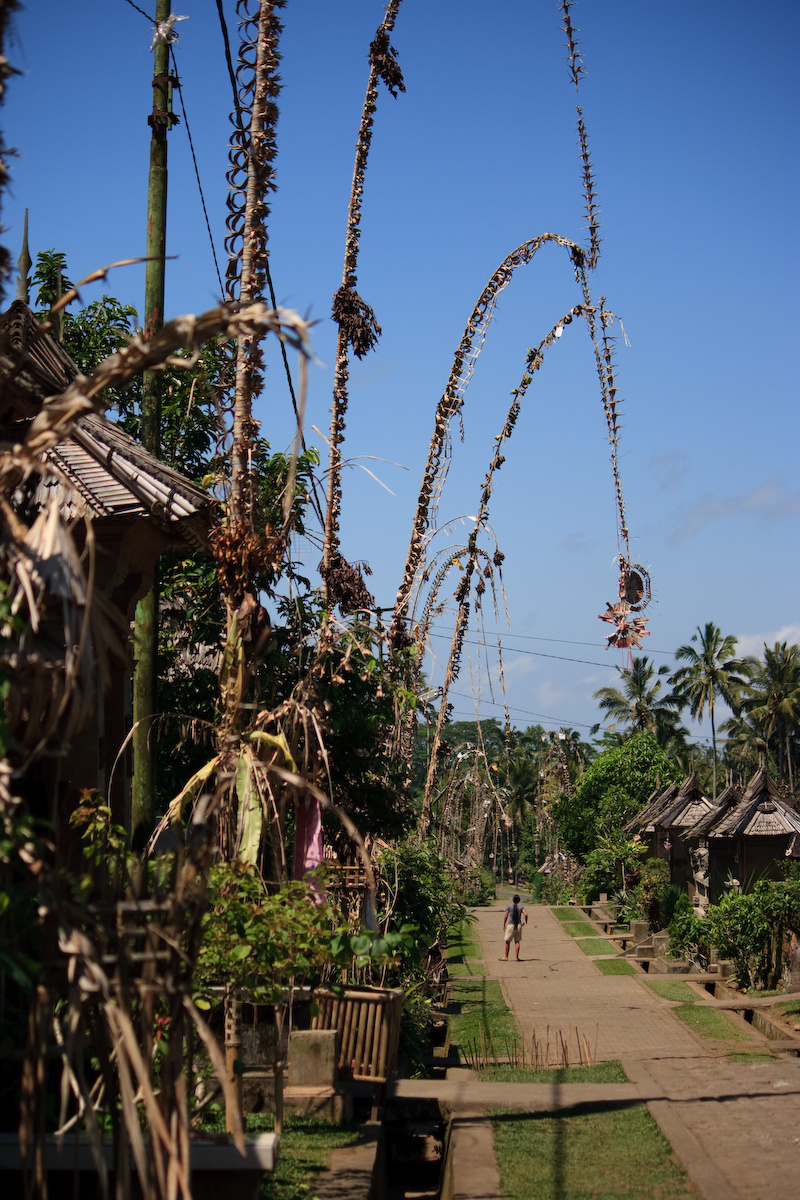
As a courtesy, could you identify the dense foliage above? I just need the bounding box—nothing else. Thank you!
[557,732,681,862]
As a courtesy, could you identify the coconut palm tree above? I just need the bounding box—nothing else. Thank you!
[594,656,685,744]
[739,642,800,791]
[669,622,750,799]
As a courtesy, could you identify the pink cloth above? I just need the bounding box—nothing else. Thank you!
[292,796,324,900]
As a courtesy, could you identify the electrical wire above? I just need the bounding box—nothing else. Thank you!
[429,623,677,658]
[170,47,224,296]
[427,630,618,671]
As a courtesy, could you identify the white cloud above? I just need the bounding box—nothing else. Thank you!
[735,625,800,657]
[668,479,800,543]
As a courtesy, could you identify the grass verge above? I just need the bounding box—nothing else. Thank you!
[645,980,699,1004]
[478,1061,629,1084]
[672,1003,752,1041]
[727,1051,777,1062]
[575,938,618,956]
[562,921,599,938]
[491,1102,696,1200]
[197,1114,360,1200]
[595,958,638,976]
[447,975,517,1058]
[551,907,589,921]
[775,998,800,1018]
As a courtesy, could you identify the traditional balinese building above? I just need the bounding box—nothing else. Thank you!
[682,782,742,909]
[625,781,680,859]
[0,298,214,835]
[684,767,800,903]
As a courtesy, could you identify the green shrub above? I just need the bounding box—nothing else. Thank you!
[626,857,670,930]
[668,894,708,965]
[464,867,496,906]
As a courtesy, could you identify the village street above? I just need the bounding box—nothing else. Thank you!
[391,898,800,1200]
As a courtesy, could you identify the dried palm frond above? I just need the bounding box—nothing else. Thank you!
[1,497,128,762]
[322,0,406,598]
[389,233,585,649]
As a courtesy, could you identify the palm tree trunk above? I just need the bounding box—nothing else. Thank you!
[710,694,717,800]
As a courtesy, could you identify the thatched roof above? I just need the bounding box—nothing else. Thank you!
[706,767,800,839]
[625,782,679,835]
[0,300,214,550]
[683,783,743,838]
[654,773,715,831]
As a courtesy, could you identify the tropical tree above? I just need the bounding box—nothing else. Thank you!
[594,656,685,745]
[739,642,800,790]
[670,622,750,798]
[501,753,539,827]
[555,731,682,861]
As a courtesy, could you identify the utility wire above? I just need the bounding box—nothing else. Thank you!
[427,630,618,671]
[122,0,153,21]
[170,47,224,295]
[446,690,714,744]
[429,622,677,658]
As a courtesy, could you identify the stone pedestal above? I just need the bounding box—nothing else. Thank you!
[630,920,649,944]
[283,1030,352,1125]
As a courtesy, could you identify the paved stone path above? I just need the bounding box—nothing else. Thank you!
[390,897,800,1200]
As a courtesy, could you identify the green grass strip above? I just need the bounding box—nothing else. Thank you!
[645,980,699,1003]
[595,958,638,976]
[672,1003,752,1041]
[478,1061,629,1084]
[727,1051,777,1062]
[196,1114,360,1200]
[448,975,517,1058]
[575,937,618,956]
[491,1102,696,1200]
[552,907,589,922]
[775,998,800,1017]
[447,959,484,977]
[562,921,599,938]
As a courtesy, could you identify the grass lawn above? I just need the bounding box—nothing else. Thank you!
[562,921,599,938]
[447,920,480,963]
[478,1061,629,1084]
[447,959,484,977]
[672,1003,752,1041]
[775,998,800,1018]
[552,907,588,921]
[491,1102,696,1200]
[727,1051,777,1062]
[645,980,700,1004]
[447,975,518,1058]
[196,1114,360,1200]
[595,958,638,976]
[575,937,618,956]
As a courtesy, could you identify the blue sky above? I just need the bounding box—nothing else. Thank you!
[3,1,798,744]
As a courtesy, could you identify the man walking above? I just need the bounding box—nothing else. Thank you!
[501,893,528,961]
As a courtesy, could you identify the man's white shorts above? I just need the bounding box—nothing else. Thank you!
[504,924,522,944]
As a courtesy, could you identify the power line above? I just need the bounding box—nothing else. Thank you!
[446,690,714,744]
[427,630,618,671]
[170,48,224,295]
[429,622,676,658]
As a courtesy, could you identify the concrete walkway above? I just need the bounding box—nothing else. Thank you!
[390,898,800,1200]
